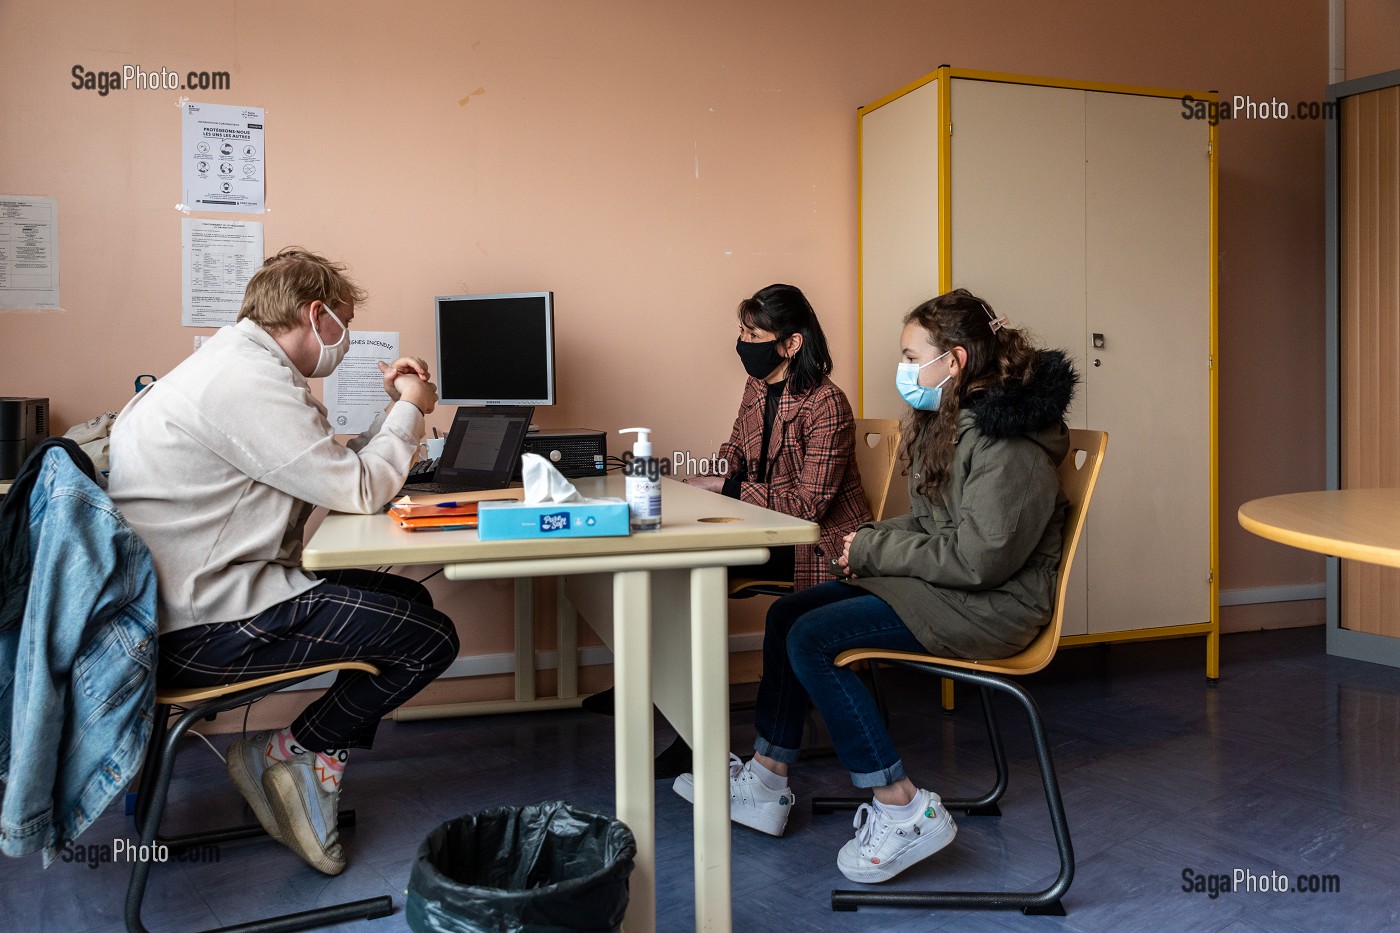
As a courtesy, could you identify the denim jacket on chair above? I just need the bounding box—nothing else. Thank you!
[0,441,157,864]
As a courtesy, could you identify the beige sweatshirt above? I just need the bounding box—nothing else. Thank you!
[108,318,424,633]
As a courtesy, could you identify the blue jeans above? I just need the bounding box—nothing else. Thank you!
[753,581,926,788]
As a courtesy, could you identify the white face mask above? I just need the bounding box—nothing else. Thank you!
[308,302,349,378]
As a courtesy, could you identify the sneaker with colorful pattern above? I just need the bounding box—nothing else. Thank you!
[836,789,956,883]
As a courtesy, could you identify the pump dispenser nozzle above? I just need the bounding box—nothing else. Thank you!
[619,427,653,457]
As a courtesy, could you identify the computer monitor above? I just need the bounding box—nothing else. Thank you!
[435,292,555,406]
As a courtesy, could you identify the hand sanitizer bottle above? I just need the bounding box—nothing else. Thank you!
[619,427,661,531]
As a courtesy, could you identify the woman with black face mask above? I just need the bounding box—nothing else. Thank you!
[585,285,872,778]
[684,283,871,589]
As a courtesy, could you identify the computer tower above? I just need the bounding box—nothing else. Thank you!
[0,397,49,480]
[517,428,607,478]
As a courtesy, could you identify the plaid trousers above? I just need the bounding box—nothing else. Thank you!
[156,570,460,751]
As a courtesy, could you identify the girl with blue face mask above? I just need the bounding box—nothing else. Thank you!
[895,342,957,411]
[672,288,1079,885]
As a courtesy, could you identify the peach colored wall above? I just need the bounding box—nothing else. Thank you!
[1346,0,1400,80]
[0,0,1351,700]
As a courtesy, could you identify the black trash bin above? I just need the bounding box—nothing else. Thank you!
[406,801,637,933]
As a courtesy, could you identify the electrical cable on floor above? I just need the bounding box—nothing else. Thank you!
[186,728,226,764]
[418,567,442,583]
[167,704,230,765]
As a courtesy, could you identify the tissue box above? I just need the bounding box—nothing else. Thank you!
[476,498,631,541]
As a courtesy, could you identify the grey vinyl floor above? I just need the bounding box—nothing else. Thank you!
[4,625,1398,932]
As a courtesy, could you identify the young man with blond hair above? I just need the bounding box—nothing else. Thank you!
[109,247,459,875]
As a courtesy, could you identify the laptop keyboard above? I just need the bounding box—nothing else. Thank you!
[395,458,453,496]
[406,457,439,482]
[399,481,472,495]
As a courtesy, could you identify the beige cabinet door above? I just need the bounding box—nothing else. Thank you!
[859,77,941,421]
[861,76,1212,638]
[1082,91,1212,633]
[948,80,1211,635]
[949,78,1092,634]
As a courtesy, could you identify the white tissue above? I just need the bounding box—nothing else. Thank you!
[521,452,585,503]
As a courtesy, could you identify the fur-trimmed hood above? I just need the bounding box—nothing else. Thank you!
[963,348,1078,450]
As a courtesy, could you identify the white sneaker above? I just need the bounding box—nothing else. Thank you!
[837,789,956,883]
[225,731,283,843]
[262,755,346,876]
[672,754,794,837]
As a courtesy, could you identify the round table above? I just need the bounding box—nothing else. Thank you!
[1237,488,1400,569]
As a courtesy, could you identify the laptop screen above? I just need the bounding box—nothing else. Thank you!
[435,405,534,488]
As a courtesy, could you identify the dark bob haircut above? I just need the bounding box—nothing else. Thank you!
[737,283,833,395]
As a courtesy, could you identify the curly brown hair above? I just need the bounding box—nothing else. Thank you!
[900,288,1041,496]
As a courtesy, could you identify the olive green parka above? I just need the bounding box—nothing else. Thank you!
[846,349,1078,659]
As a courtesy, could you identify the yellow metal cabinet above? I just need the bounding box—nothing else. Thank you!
[857,68,1219,678]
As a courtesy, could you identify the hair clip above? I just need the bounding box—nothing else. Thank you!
[979,301,1010,333]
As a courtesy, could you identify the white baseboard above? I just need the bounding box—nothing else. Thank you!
[294,590,1325,691]
[291,631,768,689]
[1218,583,1325,607]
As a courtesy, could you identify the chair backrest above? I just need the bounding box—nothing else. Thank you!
[995,428,1107,676]
[853,418,903,521]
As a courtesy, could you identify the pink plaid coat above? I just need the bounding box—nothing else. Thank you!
[717,375,872,589]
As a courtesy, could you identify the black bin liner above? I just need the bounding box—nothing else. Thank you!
[406,801,637,933]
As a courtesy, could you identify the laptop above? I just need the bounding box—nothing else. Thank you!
[399,405,533,495]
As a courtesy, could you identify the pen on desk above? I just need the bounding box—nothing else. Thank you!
[433,427,440,439]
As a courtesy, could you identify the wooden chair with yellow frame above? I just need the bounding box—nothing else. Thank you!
[125,663,395,933]
[812,428,1106,917]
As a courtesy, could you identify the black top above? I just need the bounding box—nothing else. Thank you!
[723,380,786,497]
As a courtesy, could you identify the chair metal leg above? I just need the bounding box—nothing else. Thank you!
[126,688,393,933]
[963,685,1007,816]
[132,703,172,833]
[820,665,1074,915]
[811,680,1009,817]
[865,660,890,726]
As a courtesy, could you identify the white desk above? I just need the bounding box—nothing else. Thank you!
[303,476,818,932]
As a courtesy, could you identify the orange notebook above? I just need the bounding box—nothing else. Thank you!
[387,500,478,531]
